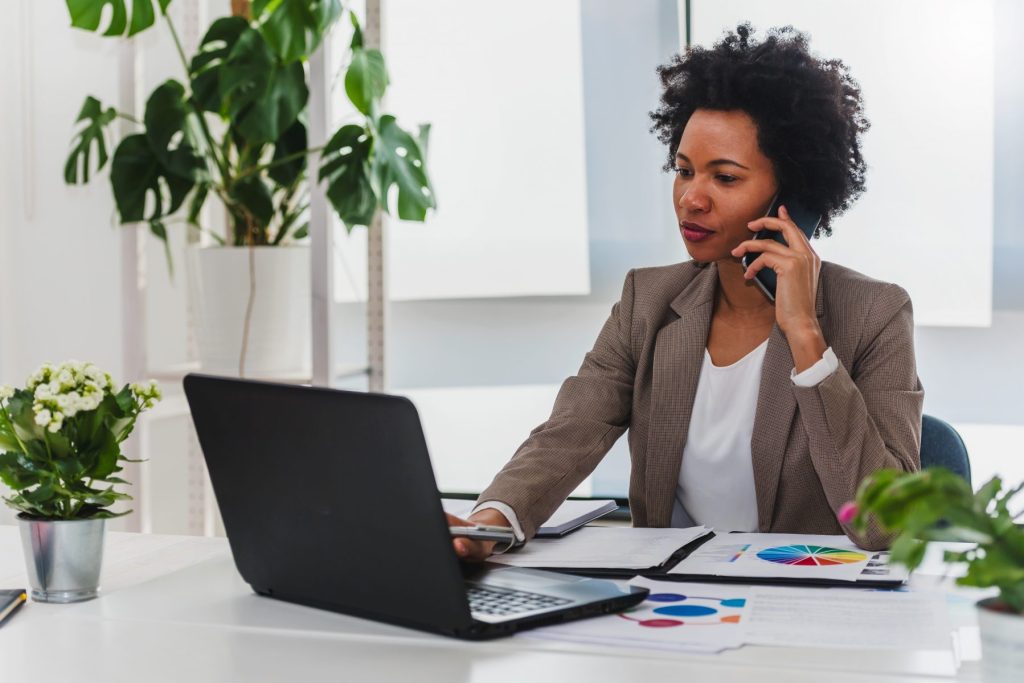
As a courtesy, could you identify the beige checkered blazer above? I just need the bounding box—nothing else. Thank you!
[478,260,923,550]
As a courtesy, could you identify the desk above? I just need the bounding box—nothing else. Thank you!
[0,527,986,682]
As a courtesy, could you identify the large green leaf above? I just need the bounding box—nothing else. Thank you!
[64,96,118,184]
[0,452,41,491]
[87,429,121,480]
[253,0,343,64]
[268,119,308,187]
[6,390,44,444]
[345,48,388,116]
[319,124,376,229]
[230,176,275,229]
[66,0,172,37]
[375,114,435,221]
[143,79,204,180]
[0,406,22,452]
[190,17,249,114]
[220,27,308,145]
[110,134,194,223]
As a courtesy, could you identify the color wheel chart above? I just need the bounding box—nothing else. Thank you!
[756,545,867,567]
[618,593,745,628]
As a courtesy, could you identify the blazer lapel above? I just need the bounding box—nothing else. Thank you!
[750,325,798,531]
[644,265,716,527]
[749,273,826,530]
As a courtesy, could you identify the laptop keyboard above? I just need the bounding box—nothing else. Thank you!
[466,585,573,618]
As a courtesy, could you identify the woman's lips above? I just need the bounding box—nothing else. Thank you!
[681,221,714,243]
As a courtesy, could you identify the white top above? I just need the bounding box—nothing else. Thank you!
[670,341,768,532]
[671,344,840,531]
[478,346,841,539]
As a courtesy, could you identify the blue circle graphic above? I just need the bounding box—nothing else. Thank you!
[646,593,686,603]
[653,605,718,617]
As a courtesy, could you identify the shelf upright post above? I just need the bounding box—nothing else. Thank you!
[310,14,335,388]
[365,0,388,393]
[118,36,145,532]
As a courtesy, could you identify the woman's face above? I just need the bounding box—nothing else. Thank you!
[672,109,779,263]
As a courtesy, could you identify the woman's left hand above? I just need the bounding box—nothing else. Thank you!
[731,205,827,371]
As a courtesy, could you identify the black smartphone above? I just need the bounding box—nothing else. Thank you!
[741,193,823,301]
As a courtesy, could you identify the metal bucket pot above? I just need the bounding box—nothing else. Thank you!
[17,515,106,603]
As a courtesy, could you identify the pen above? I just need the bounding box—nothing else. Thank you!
[0,589,27,627]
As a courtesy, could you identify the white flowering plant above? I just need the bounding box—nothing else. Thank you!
[0,361,160,520]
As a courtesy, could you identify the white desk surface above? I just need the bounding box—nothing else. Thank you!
[0,527,986,682]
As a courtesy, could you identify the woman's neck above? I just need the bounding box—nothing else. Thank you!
[714,258,775,320]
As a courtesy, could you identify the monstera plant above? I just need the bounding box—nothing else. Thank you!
[63,0,434,264]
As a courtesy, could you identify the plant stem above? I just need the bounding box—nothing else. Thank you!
[238,238,257,377]
[116,111,142,125]
[162,13,232,186]
[234,144,327,182]
[186,221,227,245]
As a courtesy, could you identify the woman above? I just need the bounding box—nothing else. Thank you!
[450,24,922,557]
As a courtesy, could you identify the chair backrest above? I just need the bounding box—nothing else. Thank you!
[920,414,971,485]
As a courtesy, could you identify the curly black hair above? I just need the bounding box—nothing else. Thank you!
[650,23,868,237]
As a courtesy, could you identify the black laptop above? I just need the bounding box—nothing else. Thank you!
[183,374,647,639]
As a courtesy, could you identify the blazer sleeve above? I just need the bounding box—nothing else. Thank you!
[792,283,924,550]
[476,270,637,539]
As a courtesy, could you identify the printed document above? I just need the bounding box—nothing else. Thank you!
[521,579,747,654]
[489,527,710,569]
[668,533,909,583]
[522,578,952,659]
[742,585,952,650]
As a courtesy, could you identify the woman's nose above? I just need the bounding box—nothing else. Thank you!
[679,186,710,213]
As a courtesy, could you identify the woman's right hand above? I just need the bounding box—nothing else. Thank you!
[447,508,514,562]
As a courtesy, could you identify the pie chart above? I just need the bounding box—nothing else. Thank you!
[756,545,867,566]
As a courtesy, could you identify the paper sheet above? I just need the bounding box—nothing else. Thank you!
[521,578,953,658]
[743,585,952,650]
[521,579,747,654]
[489,527,710,569]
[668,533,909,583]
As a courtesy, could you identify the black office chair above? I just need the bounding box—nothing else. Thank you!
[920,414,971,485]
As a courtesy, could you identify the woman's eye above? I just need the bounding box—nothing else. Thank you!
[716,174,738,183]
[674,167,693,177]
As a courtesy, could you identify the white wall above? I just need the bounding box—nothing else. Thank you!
[339,0,1024,497]
[0,1,196,528]
[0,2,125,524]
[0,2,124,385]
[333,0,592,302]
[690,0,995,328]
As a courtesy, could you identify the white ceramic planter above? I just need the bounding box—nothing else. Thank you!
[186,245,311,379]
[977,598,1024,682]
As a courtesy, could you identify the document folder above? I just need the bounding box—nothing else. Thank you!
[538,532,909,589]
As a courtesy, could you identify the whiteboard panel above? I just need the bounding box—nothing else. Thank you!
[333,0,591,301]
[691,0,994,326]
